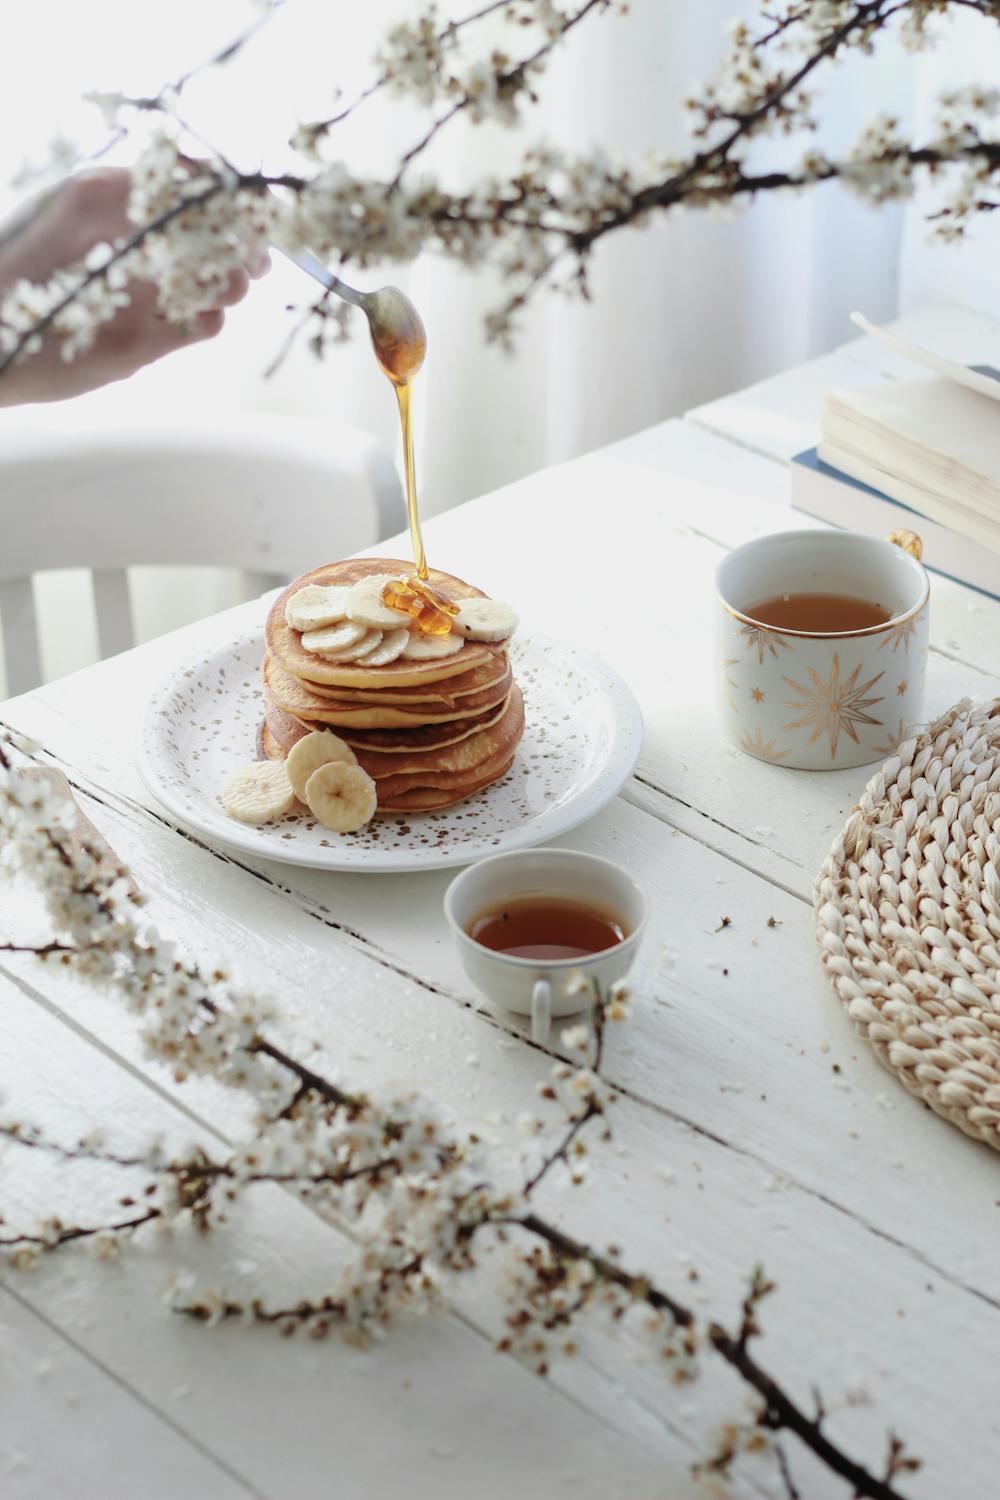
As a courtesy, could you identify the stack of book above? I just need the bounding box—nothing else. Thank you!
[791,313,1000,598]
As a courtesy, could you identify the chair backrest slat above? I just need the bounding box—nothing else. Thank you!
[0,576,43,699]
[92,568,134,661]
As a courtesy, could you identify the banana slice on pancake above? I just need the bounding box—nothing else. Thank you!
[453,598,518,642]
[345,574,413,630]
[354,627,410,666]
[304,761,378,832]
[301,620,371,656]
[310,628,385,662]
[286,730,357,800]
[284,584,350,632]
[401,630,465,660]
[222,761,295,823]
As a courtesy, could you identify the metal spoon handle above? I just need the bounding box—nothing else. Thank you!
[281,248,367,309]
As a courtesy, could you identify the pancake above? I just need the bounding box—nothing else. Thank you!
[268,559,496,689]
[264,699,312,754]
[354,687,524,783]
[341,698,510,753]
[296,651,508,707]
[372,739,520,799]
[378,755,516,812]
[263,652,513,728]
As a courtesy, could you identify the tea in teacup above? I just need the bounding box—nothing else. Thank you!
[468,895,626,961]
[745,592,891,633]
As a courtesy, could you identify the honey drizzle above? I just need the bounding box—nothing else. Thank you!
[393,379,428,582]
[376,328,458,634]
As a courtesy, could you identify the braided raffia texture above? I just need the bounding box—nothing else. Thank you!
[816,698,1000,1151]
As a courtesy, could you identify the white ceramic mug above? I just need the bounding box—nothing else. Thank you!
[444,848,648,1043]
[715,528,930,771]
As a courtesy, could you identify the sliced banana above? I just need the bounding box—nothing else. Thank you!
[301,620,369,655]
[305,761,378,833]
[452,598,519,642]
[345,574,412,630]
[222,762,295,824]
[401,629,465,660]
[354,627,411,667]
[312,628,384,662]
[286,730,357,800]
[284,585,350,633]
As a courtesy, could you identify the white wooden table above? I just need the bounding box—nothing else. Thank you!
[4,303,1000,1500]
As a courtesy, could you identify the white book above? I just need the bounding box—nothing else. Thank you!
[822,376,1000,525]
[790,448,1000,600]
[817,433,1000,552]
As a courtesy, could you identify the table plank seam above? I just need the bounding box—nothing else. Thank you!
[626,776,810,898]
[682,415,789,468]
[0,958,238,1149]
[0,1281,270,1500]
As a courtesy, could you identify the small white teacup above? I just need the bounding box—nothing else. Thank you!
[715,528,930,771]
[444,848,648,1044]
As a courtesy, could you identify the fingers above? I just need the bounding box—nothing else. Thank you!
[192,309,225,341]
[215,265,251,308]
[246,247,271,280]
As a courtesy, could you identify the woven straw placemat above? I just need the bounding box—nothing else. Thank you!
[816,698,1000,1151]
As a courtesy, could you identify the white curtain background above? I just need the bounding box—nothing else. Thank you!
[0,1,996,687]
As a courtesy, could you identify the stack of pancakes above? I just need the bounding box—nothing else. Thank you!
[260,558,523,813]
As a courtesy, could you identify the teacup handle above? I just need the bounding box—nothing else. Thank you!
[885,529,923,561]
[531,979,551,1045]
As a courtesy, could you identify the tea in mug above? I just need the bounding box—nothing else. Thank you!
[745,591,891,633]
[468,896,625,961]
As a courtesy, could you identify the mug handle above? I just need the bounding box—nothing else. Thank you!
[885,529,923,561]
[531,979,551,1045]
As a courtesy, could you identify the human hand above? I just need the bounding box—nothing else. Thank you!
[0,167,269,405]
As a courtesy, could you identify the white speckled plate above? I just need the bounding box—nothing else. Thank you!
[137,629,643,873]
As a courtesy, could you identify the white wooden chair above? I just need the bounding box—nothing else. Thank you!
[0,413,402,697]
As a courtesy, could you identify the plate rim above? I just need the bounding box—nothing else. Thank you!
[135,628,644,873]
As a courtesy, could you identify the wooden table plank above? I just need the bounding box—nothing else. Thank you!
[0,1289,259,1500]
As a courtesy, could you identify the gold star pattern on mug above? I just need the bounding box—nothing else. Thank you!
[782,655,885,758]
[878,610,923,654]
[738,725,790,763]
[739,622,792,666]
[750,686,765,703]
[871,718,909,758]
[896,679,908,696]
[721,657,739,709]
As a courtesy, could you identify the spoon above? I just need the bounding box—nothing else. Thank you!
[283,248,426,385]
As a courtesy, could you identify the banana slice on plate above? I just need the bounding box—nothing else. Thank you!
[222,762,296,824]
[354,627,410,666]
[304,761,378,832]
[401,630,465,660]
[286,730,357,801]
[301,620,370,655]
[284,585,350,632]
[345,575,412,630]
[452,598,518,642]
